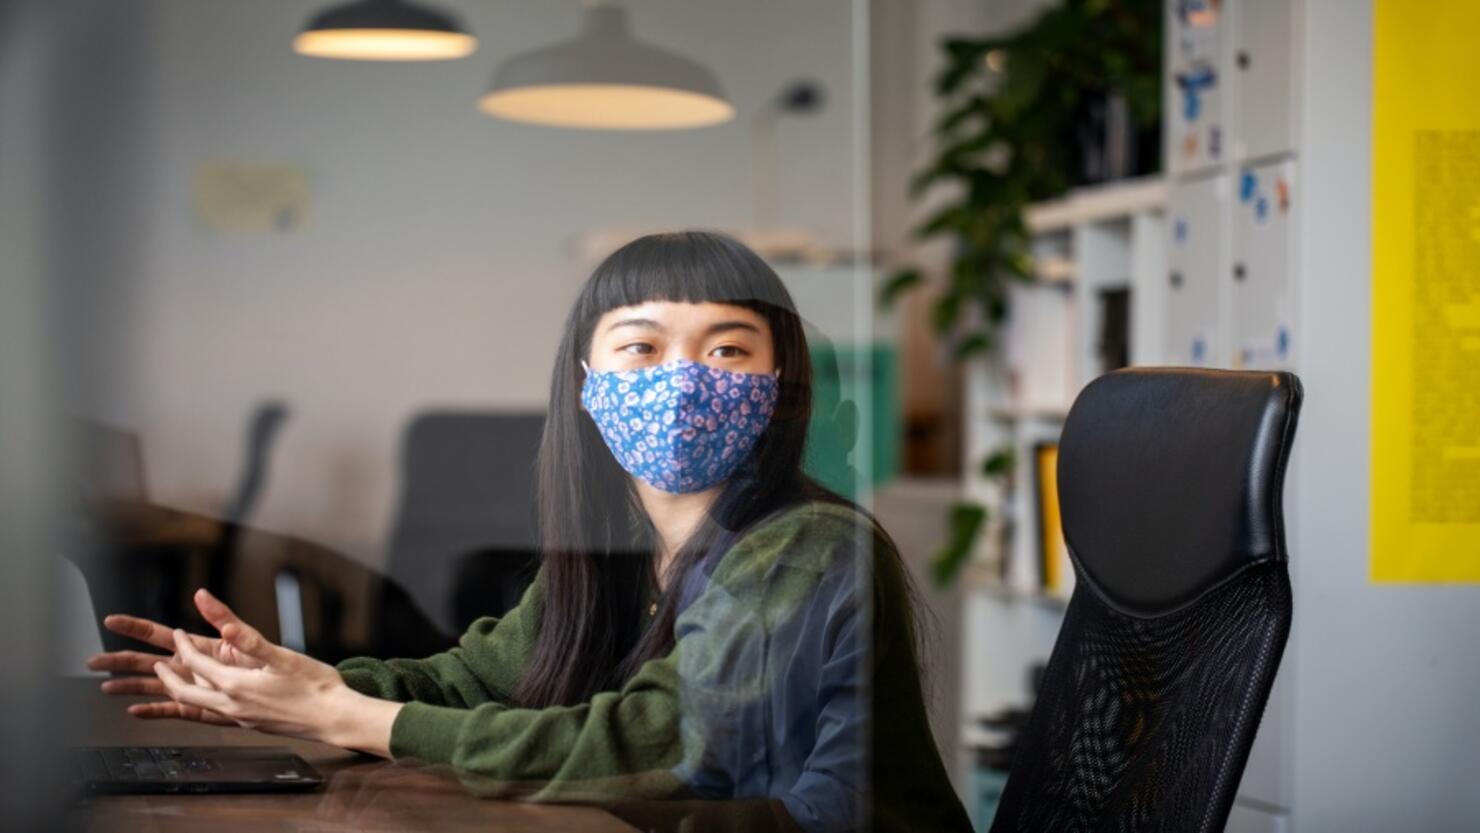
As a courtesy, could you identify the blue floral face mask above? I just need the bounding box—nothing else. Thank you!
[580,358,781,494]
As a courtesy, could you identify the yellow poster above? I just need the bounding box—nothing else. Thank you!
[1372,0,1480,582]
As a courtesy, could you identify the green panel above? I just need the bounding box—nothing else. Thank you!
[804,343,900,499]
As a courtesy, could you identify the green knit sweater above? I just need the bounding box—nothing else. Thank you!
[337,501,971,832]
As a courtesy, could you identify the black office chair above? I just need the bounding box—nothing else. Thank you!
[265,413,545,662]
[990,368,1302,833]
[372,412,545,655]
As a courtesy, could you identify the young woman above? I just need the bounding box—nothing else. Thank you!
[90,231,971,832]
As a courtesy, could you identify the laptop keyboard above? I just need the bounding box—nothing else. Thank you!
[79,747,218,782]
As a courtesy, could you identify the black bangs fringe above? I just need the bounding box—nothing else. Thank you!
[582,230,799,320]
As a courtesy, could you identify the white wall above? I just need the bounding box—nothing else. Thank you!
[63,1,862,566]
[1291,1,1480,828]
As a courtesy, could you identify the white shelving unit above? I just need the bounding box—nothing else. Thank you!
[958,175,1168,782]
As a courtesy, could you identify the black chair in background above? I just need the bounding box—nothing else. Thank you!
[369,412,545,657]
[990,368,1303,833]
[214,401,291,597]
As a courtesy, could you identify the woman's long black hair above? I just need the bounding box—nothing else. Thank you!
[513,230,859,708]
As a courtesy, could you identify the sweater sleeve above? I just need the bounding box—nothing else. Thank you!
[387,650,691,803]
[335,571,544,708]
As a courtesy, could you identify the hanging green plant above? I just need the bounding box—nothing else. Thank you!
[892,0,1162,586]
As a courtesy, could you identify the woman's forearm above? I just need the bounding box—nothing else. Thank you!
[324,687,404,759]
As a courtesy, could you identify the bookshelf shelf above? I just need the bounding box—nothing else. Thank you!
[1025,176,1168,234]
[986,406,1070,423]
[960,575,1073,610]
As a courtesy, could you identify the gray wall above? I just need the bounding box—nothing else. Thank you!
[1,0,70,825]
[1291,1,1480,828]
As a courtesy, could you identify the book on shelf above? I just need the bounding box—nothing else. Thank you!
[1033,442,1075,597]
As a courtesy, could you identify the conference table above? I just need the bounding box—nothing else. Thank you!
[64,678,638,832]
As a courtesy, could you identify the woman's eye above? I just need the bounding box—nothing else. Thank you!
[620,343,655,355]
[709,345,749,359]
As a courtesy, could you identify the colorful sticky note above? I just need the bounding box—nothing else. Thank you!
[1241,170,1257,201]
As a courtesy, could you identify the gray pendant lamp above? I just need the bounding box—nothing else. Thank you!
[294,0,477,62]
[478,2,733,130]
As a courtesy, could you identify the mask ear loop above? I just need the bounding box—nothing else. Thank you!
[577,360,591,413]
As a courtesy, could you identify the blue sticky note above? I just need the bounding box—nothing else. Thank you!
[1276,326,1289,357]
[1176,67,1215,122]
[1174,219,1188,243]
[1192,337,1206,363]
[1240,170,1257,202]
[1255,197,1268,221]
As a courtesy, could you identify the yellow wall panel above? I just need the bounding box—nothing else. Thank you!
[1372,0,1480,582]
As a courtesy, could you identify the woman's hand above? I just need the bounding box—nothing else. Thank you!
[157,596,402,758]
[88,588,265,725]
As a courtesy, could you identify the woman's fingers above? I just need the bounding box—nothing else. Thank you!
[104,590,269,670]
[154,661,235,716]
[87,649,168,675]
[171,629,246,692]
[125,700,183,719]
[91,651,200,696]
[102,615,179,652]
[194,589,270,669]
[219,620,285,666]
[103,614,219,655]
[99,675,168,697]
[193,588,242,633]
[213,625,265,670]
[90,649,215,687]
[126,700,237,726]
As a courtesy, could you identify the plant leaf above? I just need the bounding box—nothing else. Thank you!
[930,502,988,587]
[981,447,1014,479]
[878,268,923,308]
[953,332,993,360]
[930,292,962,335]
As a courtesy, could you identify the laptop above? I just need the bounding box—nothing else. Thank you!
[73,746,324,794]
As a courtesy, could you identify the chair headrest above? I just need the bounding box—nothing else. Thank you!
[1058,368,1302,616]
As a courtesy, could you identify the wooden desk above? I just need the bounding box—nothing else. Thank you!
[64,678,637,833]
[94,498,223,551]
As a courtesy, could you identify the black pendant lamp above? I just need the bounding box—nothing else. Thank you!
[294,0,477,62]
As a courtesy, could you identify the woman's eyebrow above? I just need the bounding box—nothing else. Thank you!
[604,317,664,333]
[704,321,763,337]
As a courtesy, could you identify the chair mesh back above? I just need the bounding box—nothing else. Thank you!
[989,560,1290,833]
